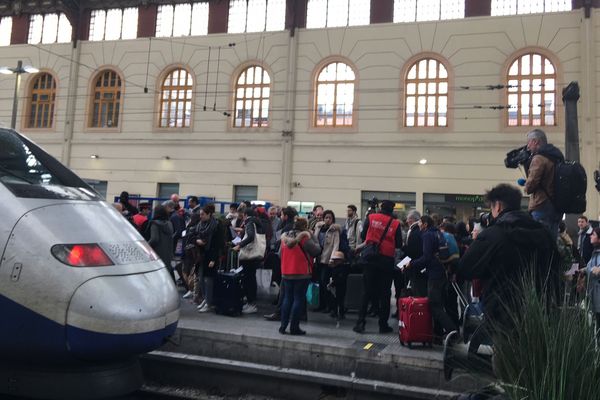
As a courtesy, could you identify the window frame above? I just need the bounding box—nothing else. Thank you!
[0,16,13,46]
[27,13,72,44]
[155,65,195,132]
[227,0,286,33]
[491,0,572,16]
[88,7,139,41]
[306,0,371,29]
[156,2,210,38]
[22,71,58,131]
[85,67,125,133]
[501,47,561,132]
[310,56,359,132]
[230,62,273,130]
[400,52,453,132]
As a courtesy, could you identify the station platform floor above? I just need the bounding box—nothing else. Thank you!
[152,290,488,399]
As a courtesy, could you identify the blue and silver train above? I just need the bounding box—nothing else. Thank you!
[0,128,179,398]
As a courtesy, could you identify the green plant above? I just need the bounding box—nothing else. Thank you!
[492,274,600,400]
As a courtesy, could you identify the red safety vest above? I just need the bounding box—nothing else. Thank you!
[365,213,400,258]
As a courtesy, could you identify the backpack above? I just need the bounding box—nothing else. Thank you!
[551,160,587,214]
[436,231,451,262]
[339,229,351,261]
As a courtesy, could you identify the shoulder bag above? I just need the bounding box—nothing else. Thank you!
[239,222,267,261]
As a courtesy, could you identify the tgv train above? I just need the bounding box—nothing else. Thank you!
[0,129,179,399]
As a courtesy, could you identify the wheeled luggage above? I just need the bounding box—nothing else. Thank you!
[398,297,433,348]
[344,273,363,312]
[213,270,244,316]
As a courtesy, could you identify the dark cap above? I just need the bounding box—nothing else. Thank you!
[380,200,395,213]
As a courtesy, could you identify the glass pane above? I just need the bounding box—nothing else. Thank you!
[349,0,370,26]
[532,79,542,91]
[121,8,138,39]
[407,65,417,80]
[105,9,122,40]
[439,64,448,78]
[428,82,436,94]
[247,0,267,32]
[521,54,530,75]
[266,0,286,31]
[328,0,349,27]
[407,83,416,95]
[545,58,555,74]
[428,59,437,78]
[418,83,426,94]
[532,53,542,74]
[508,60,519,76]
[545,78,555,91]
[157,5,174,37]
[228,0,248,33]
[28,15,43,44]
[521,79,530,92]
[89,10,105,41]
[306,0,327,29]
[508,79,518,91]
[57,13,72,43]
[394,0,417,23]
[417,0,440,22]
[439,82,448,94]
[418,60,427,79]
[254,66,263,84]
[173,4,192,37]
[42,13,59,44]
[191,2,209,36]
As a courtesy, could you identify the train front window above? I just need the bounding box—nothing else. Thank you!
[0,129,99,200]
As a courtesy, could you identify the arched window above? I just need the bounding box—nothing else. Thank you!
[159,68,193,128]
[314,62,355,127]
[90,70,122,128]
[507,53,556,127]
[234,65,270,128]
[404,58,448,127]
[26,73,56,129]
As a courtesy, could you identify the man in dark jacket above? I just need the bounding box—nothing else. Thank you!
[458,184,560,339]
[522,129,564,240]
[403,210,427,297]
[577,215,593,265]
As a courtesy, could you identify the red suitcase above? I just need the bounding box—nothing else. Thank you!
[398,297,433,348]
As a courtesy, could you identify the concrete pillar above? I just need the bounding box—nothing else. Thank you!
[138,5,158,38]
[371,0,394,24]
[61,42,81,167]
[415,192,424,214]
[579,12,598,218]
[280,28,300,205]
[208,0,229,34]
[10,15,29,45]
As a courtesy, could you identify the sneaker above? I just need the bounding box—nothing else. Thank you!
[182,290,193,299]
[196,299,207,310]
[242,303,258,314]
[197,303,210,313]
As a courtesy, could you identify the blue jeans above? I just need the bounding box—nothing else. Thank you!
[531,200,560,241]
[280,278,310,331]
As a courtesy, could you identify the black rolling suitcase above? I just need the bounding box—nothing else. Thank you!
[214,249,244,316]
[344,273,364,312]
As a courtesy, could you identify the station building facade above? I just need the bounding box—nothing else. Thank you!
[0,0,597,220]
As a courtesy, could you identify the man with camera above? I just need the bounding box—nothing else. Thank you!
[353,200,402,334]
[521,129,564,240]
[458,184,559,337]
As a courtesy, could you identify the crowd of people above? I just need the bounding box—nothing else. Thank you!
[108,127,600,346]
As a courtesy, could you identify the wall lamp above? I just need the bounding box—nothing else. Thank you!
[90,154,99,159]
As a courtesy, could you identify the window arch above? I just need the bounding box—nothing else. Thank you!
[159,68,193,128]
[314,61,355,127]
[234,65,271,128]
[26,73,56,129]
[507,52,556,127]
[404,57,448,127]
[90,69,122,128]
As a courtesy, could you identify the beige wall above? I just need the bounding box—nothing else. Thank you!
[0,9,597,219]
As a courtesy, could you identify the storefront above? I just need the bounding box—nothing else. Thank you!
[424,193,529,223]
[360,191,416,220]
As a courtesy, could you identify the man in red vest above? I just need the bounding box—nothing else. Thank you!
[353,200,402,334]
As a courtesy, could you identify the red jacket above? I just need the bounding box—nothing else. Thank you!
[281,231,319,277]
[365,213,401,258]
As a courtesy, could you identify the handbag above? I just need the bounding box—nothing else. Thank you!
[239,222,267,261]
[359,216,394,265]
[306,282,320,307]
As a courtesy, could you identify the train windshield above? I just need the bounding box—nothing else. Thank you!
[0,129,100,200]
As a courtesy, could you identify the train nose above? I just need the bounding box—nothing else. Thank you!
[65,267,179,360]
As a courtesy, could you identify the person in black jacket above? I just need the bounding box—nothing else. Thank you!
[458,184,560,342]
[196,204,222,313]
[405,215,457,340]
[577,216,593,266]
[234,207,266,314]
[403,210,428,297]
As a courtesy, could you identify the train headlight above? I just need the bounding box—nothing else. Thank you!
[51,244,114,267]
